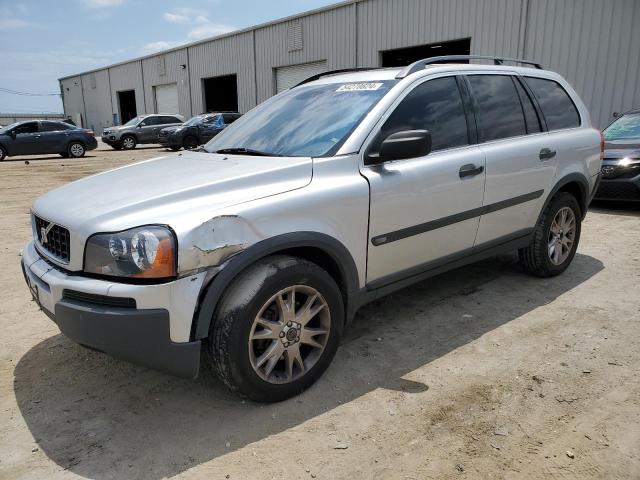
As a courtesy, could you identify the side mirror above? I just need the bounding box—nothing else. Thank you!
[367,130,432,165]
[9,130,17,140]
[138,123,145,128]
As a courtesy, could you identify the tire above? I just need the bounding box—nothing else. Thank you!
[519,192,581,277]
[169,146,181,151]
[111,144,122,150]
[183,136,199,150]
[59,153,69,158]
[208,255,344,402]
[121,135,136,150]
[67,142,86,158]
[0,146,7,161]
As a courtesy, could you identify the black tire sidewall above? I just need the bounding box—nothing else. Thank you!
[537,193,582,275]
[0,146,6,161]
[183,136,198,149]
[218,259,344,402]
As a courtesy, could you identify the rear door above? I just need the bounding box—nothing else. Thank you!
[361,75,486,285]
[138,116,160,143]
[39,121,71,154]
[466,73,556,246]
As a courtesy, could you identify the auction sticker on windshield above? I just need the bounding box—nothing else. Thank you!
[336,82,383,92]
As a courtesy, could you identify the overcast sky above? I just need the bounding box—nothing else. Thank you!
[0,0,336,113]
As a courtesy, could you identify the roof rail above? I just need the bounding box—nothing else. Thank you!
[396,55,543,79]
[293,68,382,88]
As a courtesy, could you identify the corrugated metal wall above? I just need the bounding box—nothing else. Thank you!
[524,0,640,127]
[254,3,356,103]
[108,61,145,124]
[188,31,255,114]
[60,76,86,126]
[357,0,524,66]
[141,48,191,117]
[60,0,640,131]
[80,69,112,132]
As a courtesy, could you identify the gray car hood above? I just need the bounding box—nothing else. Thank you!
[32,151,312,269]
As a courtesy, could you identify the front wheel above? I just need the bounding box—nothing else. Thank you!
[519,192,581,277]
[121,135,136,150]
[68,142,86,158]
[0,146,8,161]
[183,136,199,150]
[208,255,344,402]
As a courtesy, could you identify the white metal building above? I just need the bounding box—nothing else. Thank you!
[59,0,640,132]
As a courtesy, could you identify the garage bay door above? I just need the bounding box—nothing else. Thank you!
[154,83,179,114]
[275,61,327,93]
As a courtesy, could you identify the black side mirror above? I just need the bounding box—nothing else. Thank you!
[367,130,432,165]
[9,130,17,140]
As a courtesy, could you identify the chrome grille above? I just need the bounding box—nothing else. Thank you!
[34,215,70,262]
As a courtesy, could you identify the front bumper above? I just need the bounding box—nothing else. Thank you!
[86,137,98,150]
[21,241,206,378]
[158,133,181,147]
[101,134,121,145]
[594,159,640,201]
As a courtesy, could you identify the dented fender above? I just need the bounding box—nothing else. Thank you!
[178,215,262,272]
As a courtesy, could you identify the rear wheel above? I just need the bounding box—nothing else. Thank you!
[208,255,343,402]
[68,142,86,158]
[183,136,199,150]
[519,192,581,277]
[111,144,122,150]
[121,135,136,150]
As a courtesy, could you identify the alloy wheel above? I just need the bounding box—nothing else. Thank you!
[122,137,135,149]
[248,285,330,384]
[69,143,84,157]
[547,206,576,265]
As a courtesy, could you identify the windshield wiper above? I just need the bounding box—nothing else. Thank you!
[214,147,281,157]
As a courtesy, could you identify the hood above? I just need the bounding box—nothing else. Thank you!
[604,140,640,160]
[32,151,312,269]
[102,125,127,133]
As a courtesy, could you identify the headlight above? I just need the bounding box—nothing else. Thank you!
[84,225,176,279]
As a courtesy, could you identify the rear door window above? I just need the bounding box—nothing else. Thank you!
[466,75,527,142]
[514,80,542,134]
[374,76,470,153]
[161,116,181,124]
[41,121,71,132]
[524,77,581,130]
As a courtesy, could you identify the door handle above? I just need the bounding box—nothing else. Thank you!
[539,148,556,160]
[459,163,484,179]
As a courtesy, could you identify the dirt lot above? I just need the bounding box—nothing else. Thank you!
[0,143,639,480]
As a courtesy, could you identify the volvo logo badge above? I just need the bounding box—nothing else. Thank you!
[40,222,54,244]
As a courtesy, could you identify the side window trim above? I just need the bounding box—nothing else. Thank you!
[457,75,479,145]
[510,76,542,134]
[523,76,583,130]
[515,75,548,132]
[363,74,474,160]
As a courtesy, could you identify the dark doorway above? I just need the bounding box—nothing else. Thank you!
[203,75,238,113]
[117,90,137,125]
[381,38,471,67]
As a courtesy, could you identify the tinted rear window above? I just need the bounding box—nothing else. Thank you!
[41,121,71,132]
[467,75,527,142]
[525,77,581,130]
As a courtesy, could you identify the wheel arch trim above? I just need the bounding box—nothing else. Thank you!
[543,173,589,219]
[191,231,360,341]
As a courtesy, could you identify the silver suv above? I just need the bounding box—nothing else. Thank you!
[22,56,602,402]
[102,113,184,150]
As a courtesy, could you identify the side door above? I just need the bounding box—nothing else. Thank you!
[361,75,486,285]
[38,121,71,154]
[158,115,183,141]
[7,121,40,155]
[137,116,159,143]
[200,114,224,142]
[465,73,557,246]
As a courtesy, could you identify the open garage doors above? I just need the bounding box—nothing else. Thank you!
[381,38,471,67]
[154,83,179,114]
[275,61,327,93]
[203,75,238,113]
[117,90,137,125]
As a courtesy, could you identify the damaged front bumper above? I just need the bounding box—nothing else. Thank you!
[21,241,207,378]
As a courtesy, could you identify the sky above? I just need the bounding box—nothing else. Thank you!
[0,0,337,113]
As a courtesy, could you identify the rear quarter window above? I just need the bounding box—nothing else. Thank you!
[524,77,581,131]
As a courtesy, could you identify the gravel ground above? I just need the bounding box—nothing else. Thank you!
[0,142,638,480]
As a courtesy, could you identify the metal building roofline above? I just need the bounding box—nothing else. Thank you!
[58,0,362,81]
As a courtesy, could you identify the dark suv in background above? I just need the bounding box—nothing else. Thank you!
[102,114,184,150]
[0,120,97,160]
[594,109,640,201]
[158,112,242,150]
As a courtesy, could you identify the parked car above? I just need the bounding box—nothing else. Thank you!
[593,109,640,201]
[158,112,242,151]
[101,114,184,150]
[0,120,97,160]
[22,56,602,402]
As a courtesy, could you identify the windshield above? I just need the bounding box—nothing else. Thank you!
[183,116,204,126]
[604,112,640,141]
[123,116,142,127]
[205,80,396,157]
[0,122,20,133]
